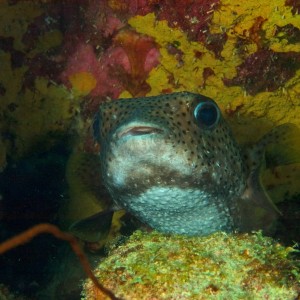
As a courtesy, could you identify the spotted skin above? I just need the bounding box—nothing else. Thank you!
[95,92,278,235]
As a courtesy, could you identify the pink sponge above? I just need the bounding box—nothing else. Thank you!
[60,30,159,99]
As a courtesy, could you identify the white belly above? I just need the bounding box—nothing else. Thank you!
[115,186,235,235]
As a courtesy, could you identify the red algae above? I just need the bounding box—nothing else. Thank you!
[205,32,227,59]
[157,0,220,42]
[202,67,215,87]
[274,24,300,44]
[108,0,159,16]
[110,0,223,56]
[285,0,300,15]
[247,16,267,49]
[223,49,300,95]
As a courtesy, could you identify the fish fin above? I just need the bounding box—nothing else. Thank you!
[245,123,300,172]
[61,151,112,228]
[67,151,111,201]
[69,210,114,243]
[240,159,280,234]
[259,123,300,168]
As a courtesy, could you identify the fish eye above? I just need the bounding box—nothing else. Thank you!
[194,101,220,128]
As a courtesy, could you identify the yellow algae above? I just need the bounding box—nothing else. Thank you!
[0,0,298,164]
[209,0,300,57]
[127,14,251,137]
[8,78,81,158]
[128,6,300,138]
[211,0,299,45]
[0,51,28,106]
[69,71,97,96]
[0,1,42,51]
[0,1,79,159]
[242,78,300,125]
[128,13,240,98]
[118,90,133,99]
[29,30,63,57]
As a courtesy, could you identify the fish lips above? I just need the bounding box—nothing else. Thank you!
[116,123,164,139]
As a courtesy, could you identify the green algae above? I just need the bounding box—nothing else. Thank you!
[83,231,300,299]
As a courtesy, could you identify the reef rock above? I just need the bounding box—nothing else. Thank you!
[83,231,300,300]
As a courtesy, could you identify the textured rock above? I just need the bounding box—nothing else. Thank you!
[83,231,300,300]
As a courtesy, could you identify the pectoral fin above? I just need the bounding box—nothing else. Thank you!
[260,123,300,168]
[240,161,280,234]
[245,123,300,172]
[69,210,114,243]
[241,123,300,234]
[62,151,113,230]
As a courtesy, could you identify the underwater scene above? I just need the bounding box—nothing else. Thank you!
[0,0,300,299]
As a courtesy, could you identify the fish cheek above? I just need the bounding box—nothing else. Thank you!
[104,137,160,190]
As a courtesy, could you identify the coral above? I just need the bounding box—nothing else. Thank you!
[83,231,300,299]
[112,29,160,96]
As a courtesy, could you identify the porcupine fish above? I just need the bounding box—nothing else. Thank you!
[69,92,300,242]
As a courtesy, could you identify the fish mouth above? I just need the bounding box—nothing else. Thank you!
[117,125,164,139]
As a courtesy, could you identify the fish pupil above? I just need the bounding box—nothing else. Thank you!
[194,102,220,128]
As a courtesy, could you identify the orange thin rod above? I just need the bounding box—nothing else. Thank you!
[0,223,119,300]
